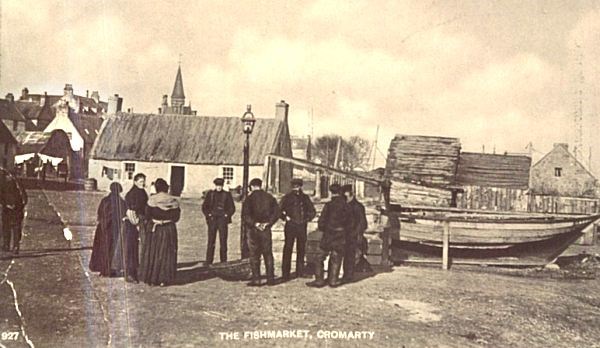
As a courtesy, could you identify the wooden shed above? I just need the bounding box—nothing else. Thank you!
[455,152,531,211]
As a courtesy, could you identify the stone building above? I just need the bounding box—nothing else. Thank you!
[529,143,599,213]
[158,65,197,115]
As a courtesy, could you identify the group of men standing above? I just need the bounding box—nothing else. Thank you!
[201,176,368,287]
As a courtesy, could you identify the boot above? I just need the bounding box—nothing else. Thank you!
[265,255,276,286]
[247,259,261,286]
[307,260,327,288]
[328,252,343,287]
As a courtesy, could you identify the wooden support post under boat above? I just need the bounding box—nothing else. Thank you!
[315,170,322,198]
[442,221,450,270]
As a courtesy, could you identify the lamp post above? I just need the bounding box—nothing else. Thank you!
[240,104,256,258]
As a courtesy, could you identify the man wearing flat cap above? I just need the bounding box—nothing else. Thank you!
[242,178,280,286]
[279,178,316,280]
[202,178,235,265]
[308,183,350,288]
[341,184,368,283]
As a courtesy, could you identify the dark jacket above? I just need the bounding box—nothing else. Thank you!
[347,198,368,236]
[125,186,149,217]
[279,189,316,225]
[318,195,350,251]
[242,190,280,229]
[1,174,27,217]
[202,190,235,224]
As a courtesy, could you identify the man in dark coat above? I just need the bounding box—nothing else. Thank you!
[308,183,350,288]
[1,171,28,254]
[202,178,235,265]
[242,178,280,286]
[341,184,368,283]
[279,178,316,279]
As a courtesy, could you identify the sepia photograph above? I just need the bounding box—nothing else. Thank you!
[1,0,600,347]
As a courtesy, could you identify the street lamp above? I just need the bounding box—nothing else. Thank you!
[240,104,255,258]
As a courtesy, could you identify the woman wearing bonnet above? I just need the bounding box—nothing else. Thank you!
[139,178,180,286]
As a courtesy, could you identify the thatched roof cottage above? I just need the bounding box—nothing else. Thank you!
[89,101,292,196]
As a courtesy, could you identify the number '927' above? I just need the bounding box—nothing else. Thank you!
[1,332,19,340]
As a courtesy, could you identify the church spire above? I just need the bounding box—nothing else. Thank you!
[171,64,186,101]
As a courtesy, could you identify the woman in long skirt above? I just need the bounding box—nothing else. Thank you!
[139,178,180,286]
[124,173,148,283]
[90,182,126,277]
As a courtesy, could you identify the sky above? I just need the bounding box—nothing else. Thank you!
[1,0,600,170]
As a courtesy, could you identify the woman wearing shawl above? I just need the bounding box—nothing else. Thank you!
[89,182,127,277]
[123,173,149,283]
[139,178,180,286]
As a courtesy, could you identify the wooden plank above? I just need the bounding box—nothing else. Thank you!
[442,221,450,270]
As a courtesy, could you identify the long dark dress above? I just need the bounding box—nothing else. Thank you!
[139,194,180,286]
[89,193,126,276]
[124,186,148,279]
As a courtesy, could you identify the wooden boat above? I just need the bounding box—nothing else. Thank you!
[389,205,599,248]
[383,204,600,265]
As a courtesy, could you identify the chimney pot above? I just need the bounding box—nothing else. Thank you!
[5,93,14,102]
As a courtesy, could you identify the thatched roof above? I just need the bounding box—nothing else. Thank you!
[91,112,286,165]
[456,152,531,189]
[385,135,461,187]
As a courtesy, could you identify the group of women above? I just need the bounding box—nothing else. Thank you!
[89,174,181,286]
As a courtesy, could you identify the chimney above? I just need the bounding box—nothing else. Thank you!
[91,91,100,103]
[107,94,123,114]
[275,100,289,123]
[86,90,89,98]
[5,93,14,102]
[64,84,74,98]
[40,92,47,106]
[21,87,29,100]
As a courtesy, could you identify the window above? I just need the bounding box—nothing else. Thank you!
[124,162,135,180]
[554,167,562,177]
[222,166,234,183]
[12,120,18,131]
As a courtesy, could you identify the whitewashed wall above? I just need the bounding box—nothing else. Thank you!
[89,158,264,197]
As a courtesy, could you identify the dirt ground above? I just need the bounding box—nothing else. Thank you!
[1,188,600,347]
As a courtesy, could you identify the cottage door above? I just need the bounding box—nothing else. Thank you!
[170,166,185,196]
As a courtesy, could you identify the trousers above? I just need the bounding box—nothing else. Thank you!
[206,217,228,264]
[282,222,307,277]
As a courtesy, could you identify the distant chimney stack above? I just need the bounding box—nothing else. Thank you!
[86,90,89,98]
[41,92,47,106]
[275,100,289,123]
[5,93,14,102]
[64,84,74,98]
[107,94,123,114]
[91,91,100,103]
[21,87,29,100]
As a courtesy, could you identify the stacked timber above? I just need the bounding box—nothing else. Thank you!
[389,179,454,207]
[386,135,461,187]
